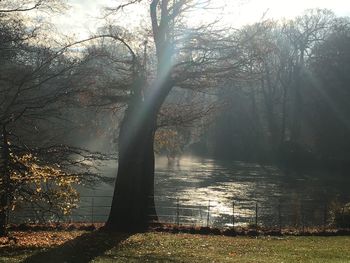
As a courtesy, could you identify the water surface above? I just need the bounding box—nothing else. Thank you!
[74,156,350,227]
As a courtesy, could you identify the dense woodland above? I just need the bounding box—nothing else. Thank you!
[198,10,350,169]
[1,0,350,233]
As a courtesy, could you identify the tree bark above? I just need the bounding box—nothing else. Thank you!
[106,70,174,231]
[0,126,10,236]
[105,101,157,231]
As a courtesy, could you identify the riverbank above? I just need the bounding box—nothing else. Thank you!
[1,230,350,262]
[5,223,350,236]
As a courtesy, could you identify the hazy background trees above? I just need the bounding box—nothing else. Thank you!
[198,9,350,169]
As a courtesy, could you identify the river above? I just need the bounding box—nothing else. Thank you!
[73,156,350,228]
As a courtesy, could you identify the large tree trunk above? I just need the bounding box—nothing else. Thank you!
[106,73,173,232]
[106,103,157,231]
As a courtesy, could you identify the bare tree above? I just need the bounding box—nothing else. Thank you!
[284,9,335,145]
[102,0,243,231]
[0,0,65,13]
[0,4,110,235]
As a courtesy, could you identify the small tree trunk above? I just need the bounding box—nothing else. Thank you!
[291,52,305,145]
[261,77,279,155]
[0,126,10,236]
[280,82,288,146]
[0,197,7,236]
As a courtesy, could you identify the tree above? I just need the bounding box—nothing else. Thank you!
[206,20,294,161]
[0,0,64,13]
[104,0,241,231]
[0,3,109,235]
[308,18,350,160]
[205,10,342,164]
[240,21,287,155]
[105,0,179,231]
[284,9,335,146]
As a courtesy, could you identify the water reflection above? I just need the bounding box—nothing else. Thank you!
[154,156,350,227]
[14,155,349,227]
[154,156,278,226]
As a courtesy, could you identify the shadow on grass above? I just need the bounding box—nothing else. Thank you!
[23,230,130,263]
[96,253,180,262]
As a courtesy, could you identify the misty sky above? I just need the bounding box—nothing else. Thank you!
[51,0,350,39]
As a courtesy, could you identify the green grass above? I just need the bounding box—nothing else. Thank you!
[93,233,350,263]
[1,231,350,262]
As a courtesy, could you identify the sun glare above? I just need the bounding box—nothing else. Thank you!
[187,0,350,28]
[49,0,350,39]
[234,0,350,24]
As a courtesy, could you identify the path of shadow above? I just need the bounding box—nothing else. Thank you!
[23,230,130,263]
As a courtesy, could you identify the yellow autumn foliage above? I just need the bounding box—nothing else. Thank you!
[7,153,80,217]
[154,128,186,158]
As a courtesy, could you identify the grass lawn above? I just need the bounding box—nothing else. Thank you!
[0,231,350,262]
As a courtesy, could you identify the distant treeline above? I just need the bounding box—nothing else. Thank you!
[192,9,350,169]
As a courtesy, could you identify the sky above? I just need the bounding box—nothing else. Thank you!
[50,0,350,39]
